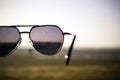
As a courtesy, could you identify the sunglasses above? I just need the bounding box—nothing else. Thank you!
[0,25,76,65]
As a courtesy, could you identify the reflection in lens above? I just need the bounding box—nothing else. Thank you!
[0,27,20,57]
[30,25,64,55]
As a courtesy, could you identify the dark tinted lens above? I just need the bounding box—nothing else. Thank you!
[30,26,64,55]
[0,27,20,57]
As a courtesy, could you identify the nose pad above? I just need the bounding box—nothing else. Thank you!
[11,38,22,54]
[29,38,33,46]
[16,38,22,47]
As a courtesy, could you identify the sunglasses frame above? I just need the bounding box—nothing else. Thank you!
[0,25,76,65]
[29,25,64,55]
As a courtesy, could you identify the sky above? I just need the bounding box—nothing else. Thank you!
[0,0,120,49]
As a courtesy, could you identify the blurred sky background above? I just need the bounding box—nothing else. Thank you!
[0,0,120,49]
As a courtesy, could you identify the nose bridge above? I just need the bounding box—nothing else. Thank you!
[20,31,30,34]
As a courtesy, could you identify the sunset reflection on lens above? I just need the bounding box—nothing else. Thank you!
[0,27,20,56]
[30,25,64,55]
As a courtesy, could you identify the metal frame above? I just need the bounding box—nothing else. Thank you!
[0,25,76,65]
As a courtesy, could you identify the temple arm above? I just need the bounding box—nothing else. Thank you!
[63,33,76,65]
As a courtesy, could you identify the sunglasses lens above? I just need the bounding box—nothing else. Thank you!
[30,26,64,55]
[0,27,20,57]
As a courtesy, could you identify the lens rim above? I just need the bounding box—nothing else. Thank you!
[0,26,21,57]
[29,25,64,55]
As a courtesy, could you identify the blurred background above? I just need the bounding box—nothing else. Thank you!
[0,0,120,80]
